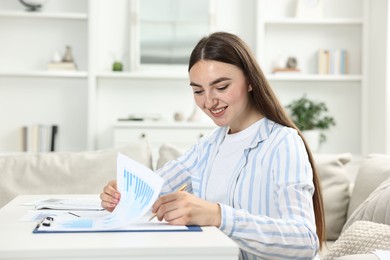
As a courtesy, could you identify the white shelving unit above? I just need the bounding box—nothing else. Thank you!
[256,0,366,154]
[266,74,363,82]
[97,68,188,80]
[263,18,363,25]
[0,71,88,78]
[0,0,89,152]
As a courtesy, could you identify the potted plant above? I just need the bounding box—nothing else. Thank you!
[285,94,336,151]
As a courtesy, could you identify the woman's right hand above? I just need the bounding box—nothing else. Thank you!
[100,180,121,212]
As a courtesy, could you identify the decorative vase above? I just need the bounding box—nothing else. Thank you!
[62,46,74,63]
[302,129,321,152]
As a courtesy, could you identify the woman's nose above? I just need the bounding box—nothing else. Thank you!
[204,92,217,108]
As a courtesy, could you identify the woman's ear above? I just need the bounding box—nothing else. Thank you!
[248,84,253,92]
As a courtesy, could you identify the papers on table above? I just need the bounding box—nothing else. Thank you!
[30,197,104,211]
[32,153,189,233]
[34,213,191,232]
[22,210,194,232]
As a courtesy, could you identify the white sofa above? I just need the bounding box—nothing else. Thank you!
[0,141,389,259]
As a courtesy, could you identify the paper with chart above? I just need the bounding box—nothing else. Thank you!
[35,153,188,232]
[100,152,164,228]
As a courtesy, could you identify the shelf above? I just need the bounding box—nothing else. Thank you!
[97,68,188,80]
[266,74,362,82]
[264,18,363,26]
[0,11,88,20]
[0,70,88,78]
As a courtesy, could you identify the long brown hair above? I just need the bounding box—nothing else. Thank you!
[188,31,325,247]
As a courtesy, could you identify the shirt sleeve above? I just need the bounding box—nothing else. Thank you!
[218,131,320,259]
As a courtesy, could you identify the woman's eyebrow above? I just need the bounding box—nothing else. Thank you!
[209,77,231,86]
[190,77,232,87]
[190,82,202,87]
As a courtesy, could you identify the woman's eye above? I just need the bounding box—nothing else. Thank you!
[217,84,229,91]
[193,90,203,95]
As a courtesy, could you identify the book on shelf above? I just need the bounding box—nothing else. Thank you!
[47,62,77,71]
[272,67,301,74]
[21,124,58,153]
[318,49,348,75]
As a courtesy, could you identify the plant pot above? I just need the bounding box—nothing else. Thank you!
[302,129,321,152]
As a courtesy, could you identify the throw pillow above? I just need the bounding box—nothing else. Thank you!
[156,143,185,169]
[347,154,390,219]
[314,153,352,241]
[322,220,390,260]
[342,176,390,232]
[0,140,152,208]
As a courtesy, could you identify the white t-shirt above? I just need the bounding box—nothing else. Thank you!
[205,119,263,203]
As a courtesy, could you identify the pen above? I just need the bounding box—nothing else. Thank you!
[148,183,188,222]
[68,212,80,217]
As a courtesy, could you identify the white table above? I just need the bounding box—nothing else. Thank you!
[0,195,239,260]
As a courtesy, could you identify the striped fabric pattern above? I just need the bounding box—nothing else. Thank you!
[157,118,319,259]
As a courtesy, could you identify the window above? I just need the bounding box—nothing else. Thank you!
[139,0,211,65]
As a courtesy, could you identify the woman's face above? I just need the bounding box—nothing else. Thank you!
[189,60,261,133]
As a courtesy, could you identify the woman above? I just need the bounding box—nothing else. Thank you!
[101,32,325,259]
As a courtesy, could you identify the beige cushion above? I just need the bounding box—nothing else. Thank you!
[0,141,152,208]
[322,221,390,260]
[156,143,186,169]
[342,176,390,232]
[347,154,390,218]
[314,153,352,241]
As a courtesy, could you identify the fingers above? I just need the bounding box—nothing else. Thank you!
[152,192,191,224]
[151,192,177,214]
[100,180,120,212]
[152,191,222,227]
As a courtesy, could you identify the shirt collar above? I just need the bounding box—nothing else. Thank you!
[209,117,276,149]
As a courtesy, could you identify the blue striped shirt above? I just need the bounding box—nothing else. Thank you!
[156,118,319,259]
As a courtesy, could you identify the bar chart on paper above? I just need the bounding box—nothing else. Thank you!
[102,162,164,228]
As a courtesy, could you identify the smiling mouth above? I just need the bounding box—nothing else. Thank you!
[209,106,227,115]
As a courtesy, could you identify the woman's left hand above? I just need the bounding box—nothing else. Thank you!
[151,191,221,227]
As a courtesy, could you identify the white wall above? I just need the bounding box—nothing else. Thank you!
[365,0,389,153]
[387,1,390,153]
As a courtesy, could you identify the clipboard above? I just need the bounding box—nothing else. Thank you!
[33,216,202,234]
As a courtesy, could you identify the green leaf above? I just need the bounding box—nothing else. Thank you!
[285,94,336,142]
